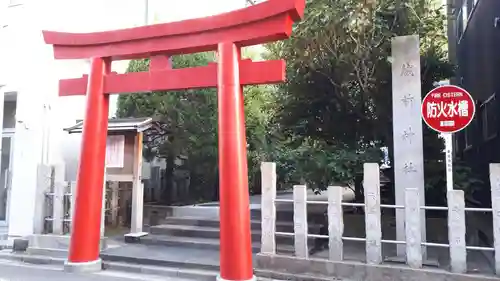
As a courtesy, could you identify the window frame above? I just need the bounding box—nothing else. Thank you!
[481,93,497,141]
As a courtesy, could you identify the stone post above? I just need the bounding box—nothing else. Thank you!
[260,162,276,254]
[364,163,382,264]
[293,185,308,258]
[327,186,343,261]
[447,190,466,273]
[52,164,65,235]
[405,188,422,268]
[34,164,52,234]
[391,35,427,257]
[489,163,500,275]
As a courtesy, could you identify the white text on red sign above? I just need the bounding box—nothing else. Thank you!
[426,101,469,120]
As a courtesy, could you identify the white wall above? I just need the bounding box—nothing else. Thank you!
[0,0,251,236]
[0,0,147,236]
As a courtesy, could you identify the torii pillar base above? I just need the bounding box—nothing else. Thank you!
[64,259,102,273]
[217,275,256,281]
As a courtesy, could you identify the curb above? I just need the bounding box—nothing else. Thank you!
[0,252,65,265]
[255,269,342,281]
[102,261,217,281]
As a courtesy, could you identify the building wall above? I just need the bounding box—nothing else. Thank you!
[452,0,500,204]
[0,0,146,236]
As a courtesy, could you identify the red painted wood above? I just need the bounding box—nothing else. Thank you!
[58,60,285,96]
[67,57,110,263]
[149,55,172,71]
[217,42,254,281]
[42,0,304,60]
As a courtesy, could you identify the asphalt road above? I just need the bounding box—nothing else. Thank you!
[0,259,192,281]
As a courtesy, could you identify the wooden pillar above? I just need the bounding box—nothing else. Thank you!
[110,182,119,227]
[129,132,146,236]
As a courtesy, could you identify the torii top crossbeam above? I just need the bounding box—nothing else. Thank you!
[43,0,304,60]
[43,0,304,97]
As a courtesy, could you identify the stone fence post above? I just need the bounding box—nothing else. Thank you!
[260,162,276,255]
[364,163,382,264]
[293,185,308,258]
[489,163,500,275]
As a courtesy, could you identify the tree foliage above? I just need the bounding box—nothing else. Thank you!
[116,0,481,205]
[264,0,480,199]
[117,51,275,202]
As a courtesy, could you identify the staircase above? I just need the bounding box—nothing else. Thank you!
[93,207,327,280]
[129,208,323,254]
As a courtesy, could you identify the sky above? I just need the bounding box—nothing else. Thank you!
[31,0,249,121]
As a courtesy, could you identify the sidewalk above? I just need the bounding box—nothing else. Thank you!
[0,256,289,281]
[0,258,191,281]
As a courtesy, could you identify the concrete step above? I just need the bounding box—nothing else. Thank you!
[161,217,321,233]
[133,234,297,254]
[149,224,315,245]
[100,245,221,272]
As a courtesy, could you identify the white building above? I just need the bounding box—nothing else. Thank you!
[0,0,248,237]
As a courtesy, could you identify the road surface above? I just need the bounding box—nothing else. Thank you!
[0,259,191,281]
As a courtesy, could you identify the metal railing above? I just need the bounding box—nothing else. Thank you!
[260,162,500,275]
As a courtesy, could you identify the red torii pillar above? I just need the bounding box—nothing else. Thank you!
[43,0,304,279]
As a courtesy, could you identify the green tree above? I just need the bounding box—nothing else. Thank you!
[117,51,276,203]
[264,0,480,200]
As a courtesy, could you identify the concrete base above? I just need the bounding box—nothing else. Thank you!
[216,274,256,281]
[384,255,440,267]
[28,234,108,251]
[256,253,499,281]
[64,258,102,273]
[124,232,148,243]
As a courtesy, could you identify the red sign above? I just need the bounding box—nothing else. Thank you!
[421,85,475,133]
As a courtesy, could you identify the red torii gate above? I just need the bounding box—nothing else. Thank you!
[43,0,304,280]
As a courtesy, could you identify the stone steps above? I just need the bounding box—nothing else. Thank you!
[139,234,300,254]
[158,217,322,233]
[133,215,320,251]
[0,250,218,281]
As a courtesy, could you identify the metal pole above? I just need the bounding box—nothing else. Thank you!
[217,42,254,281]
[444,133,454,191]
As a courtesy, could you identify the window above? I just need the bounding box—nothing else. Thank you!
[464,127,472,148]
[482,93,497,140]
[457,10,464,40]
[461,1,468,32]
